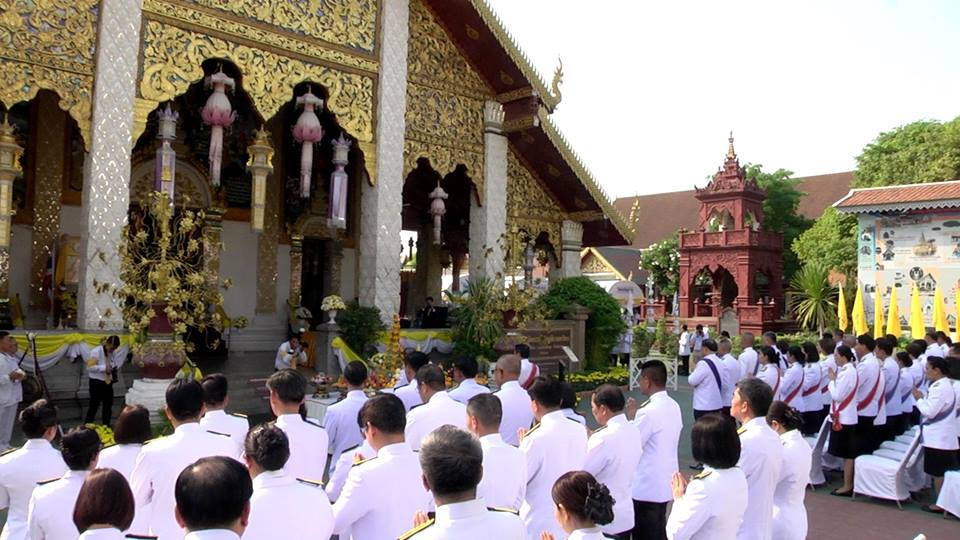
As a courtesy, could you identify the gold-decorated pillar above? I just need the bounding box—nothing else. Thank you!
[0,116,24,325]
[289,234,304,307]
[30,94,67,309]
[202,206,225,293]
[255,122,280,314]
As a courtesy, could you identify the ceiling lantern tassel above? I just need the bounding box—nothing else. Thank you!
[329,133,352,229]
[428,180,448,245]
[246,126,274,233]
[200,69,237,188]
[292,87,324,199]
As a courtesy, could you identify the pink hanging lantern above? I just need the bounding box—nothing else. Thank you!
[329,133,351,229]
[292,87,324,198]
[154,104,178,202]
[428,181,448,245]
[200,69,237,188]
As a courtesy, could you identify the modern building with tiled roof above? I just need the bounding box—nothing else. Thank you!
[833,179,960,213]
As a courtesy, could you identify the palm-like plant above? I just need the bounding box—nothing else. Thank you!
[789,263,837,334]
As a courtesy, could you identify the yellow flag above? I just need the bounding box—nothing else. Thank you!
[837,283,849,333]
[887,286,902,338]
[873,286,885,339]
[852,282,868,336]
[910,282,925,339]
[934,285,949,333]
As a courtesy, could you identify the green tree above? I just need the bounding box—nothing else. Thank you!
[538,277,626,370]
[744,165,813,281]
[854,118,960,187]
[789,263,837,334]
[791,207,858,276]
[639,232,679,296]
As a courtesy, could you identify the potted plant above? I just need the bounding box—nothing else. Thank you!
[321,294,347,324]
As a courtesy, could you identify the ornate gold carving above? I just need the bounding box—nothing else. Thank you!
[566,210,605,222]
[408,1,489,99]
[139,21,375,142]
[142,0,379,74]
[496,86,534,104]
[506,150,562,254]
[30,93,66,308]
[356,140,377,186]
[0,0,98,147]
[289,234,303,306]
[132,98,159,146]
[130,157,211,208]
[255,123,281,313]
[202,206,225,295]
[582,254,610,275]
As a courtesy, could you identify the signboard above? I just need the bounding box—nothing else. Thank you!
[498,321,578,375]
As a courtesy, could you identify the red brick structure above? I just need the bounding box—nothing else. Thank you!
[677,136,784,334]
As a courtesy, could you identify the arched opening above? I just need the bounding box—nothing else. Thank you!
[707,208,734,232]
[716,267,739,308]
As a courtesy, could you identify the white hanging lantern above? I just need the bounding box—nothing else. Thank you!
[155,104,178,202]
[328,133,352,229]
[428,181,448,245]
[246,126,274,233]
[200,69,237,188]
[292,88,324,198]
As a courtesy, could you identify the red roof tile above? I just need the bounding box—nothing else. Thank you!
[835,180,960,209]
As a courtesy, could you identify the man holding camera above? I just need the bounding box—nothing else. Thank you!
[275,332,307,371]
[84,335,122,426]
[0,331,26,450]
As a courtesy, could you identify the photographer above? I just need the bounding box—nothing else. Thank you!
[274,332,307,371]
[0,331,26,451]
[84,335,122,426]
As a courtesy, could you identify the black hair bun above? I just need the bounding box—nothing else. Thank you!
[584,481,615,525]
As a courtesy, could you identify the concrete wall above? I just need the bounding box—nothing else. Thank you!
[221,220,259,320]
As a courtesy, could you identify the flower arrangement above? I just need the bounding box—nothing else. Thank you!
[365,314,405,389]
[85,423,116,446]
[566,366,630,393]
[231,316,249,330]
[321,295,347,311]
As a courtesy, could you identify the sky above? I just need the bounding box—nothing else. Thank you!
[485,0,960,198]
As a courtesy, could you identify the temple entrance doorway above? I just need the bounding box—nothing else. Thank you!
[300,238,331,328]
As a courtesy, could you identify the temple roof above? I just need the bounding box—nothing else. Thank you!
[834,180,960,214]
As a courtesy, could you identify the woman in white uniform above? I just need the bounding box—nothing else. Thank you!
[540,471,615,540]
[779,346,806,410]
[756,346,781,395]
[95,405,151,481]
[766,401,812,540]
[72,468,135,539]
[800,342,823,435]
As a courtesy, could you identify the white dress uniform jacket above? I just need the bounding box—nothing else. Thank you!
[802,362,822,414]
[325,440,375,502]
[912,354,928,393]
[199,410,249,452]
[331,442,431,540]
[829,363,859,426]
[477,434,526,511]
[917,378,959,450]
[820,354,837,407]
[583,414,643,535]
[688,354,724,411]
[518,358,540,388]
[78,528,126,540]
[665,466,748,540]
[185,531,239,540]
[130,423,241,540]
[85,345,126,382]
[721,354,740,406]
[322,389,368,477]
[0,353,23,451]
[771,429,812,540]
[735,417,783,540]
[274,413,329,482]
[856,353,886,423]
[395,380,423,412]
[244,470,334,540]
[756,364,780,396]
[405,391,468,451]
[566,527,609,540]
[900,366,917,414]
[881,356,902,418]
[399,499,525,540]
[494,381,534,446]
[0,439,66,540]
[739,347,759,380]
[447,378,491,404]
[27,470,89,540]
[96,443,142,481]
[779,362,804,409]
[631,390,683,504]
[562,408,587,425]
[274,341,306,371]
[519,410,587,540]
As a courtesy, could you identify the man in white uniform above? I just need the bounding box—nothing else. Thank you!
[399,425,526,539]
[174,456,253,539]
[243,424,334,539]
[130,379,242,540]
[323,360,368,477]
[689,339,724,467]
[626,360,682,540]
[0,332,25,451]
[199,373,249,452]
[332,393,431,540]
[274,333,307,371]
[515,344,540,389]
[738,332,759,380]
[854,334,885,455]
[493,355,534,446]
[447,356,491,404]
[912,356,959,513]
[267,370,329,481]
[395,351,429,412]
[27,427,101,540]
[405,364,467,451]
[0,400,65,540]
[583,384,643,537]
[465,393,526,511]
[876,338,902,441]
[730,377,783,540]
[718,338,740,416]
[519,376,587,540]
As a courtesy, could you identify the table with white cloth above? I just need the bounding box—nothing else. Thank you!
[304,392,341,424]
[11,332,132,371]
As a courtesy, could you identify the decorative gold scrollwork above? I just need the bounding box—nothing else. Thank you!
[506,150,563,256]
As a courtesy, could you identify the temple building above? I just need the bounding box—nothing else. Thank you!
[0,0,631,353]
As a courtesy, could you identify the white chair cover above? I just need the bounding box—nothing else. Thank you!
[853,429,923,506]
[805,417,831,486]
[936,470,960,518]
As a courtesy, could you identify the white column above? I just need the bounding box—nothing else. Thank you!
[469,101,508,281]
[359,0,408,320]
[559,220,584,279]
[77,0,144,331]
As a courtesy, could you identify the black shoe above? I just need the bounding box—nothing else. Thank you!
[921,504,944,514]
[830,489,853,497]
[689,462,704,471]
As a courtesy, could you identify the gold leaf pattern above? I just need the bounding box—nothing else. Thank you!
[507,150,563,251]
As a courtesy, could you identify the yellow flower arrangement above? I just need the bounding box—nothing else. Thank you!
[321,295,347,311]
[85,423,116,446]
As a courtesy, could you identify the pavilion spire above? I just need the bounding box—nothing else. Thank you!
[726,131,737,160]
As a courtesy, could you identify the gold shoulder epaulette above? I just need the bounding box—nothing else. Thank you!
[143,435,166,445]
[639,399,651,409]
[526,422,541,436]
[305,419,324,429]
[487,506,519,514]
[296,477,323,488]
[36,477,59,486]
[101,442,116,450]
[693,470,713,480]
[0,446,19,457]
[125,535,158,539]
[737,426,747,435]
[398,518,435,539]
[591,424,607,433]
[206,430,230,437]
[352,456,377,467]
[228,412,248,418]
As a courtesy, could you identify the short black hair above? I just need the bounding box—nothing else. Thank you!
[417,364,446,391]
[527,375,563,409]
[165,379,205,421]
[691,414,740,469]
[73,469,134,533]
[776,339,790,354]
[787,346,806,365]
[875,337,894,356]
[735,377,774,417]
[936,331,951,343]
[702,339,718,353]
[175,457,253,531]
[762,331,777,343]
[61,427,102,471]
[419,425,483,497]
[927,356,950,377]
[802,342,820,364]
[591,384,625,412]
[560,382,578,409]
[358,393,406,434]
[926,331,939,341]
[907,340,926,359]
[266,369,307,404]
[759,346,779,364]
[766,401,804,432]
[114,405,152,445]
[425,296,434,302]
[835,345,855,363]
[857,333,876,351]
[244,424,290,472]
[884,334,898,345]
[720,330,731,338]
[819,337,836,355]
[896,351,913,368]
[343,361,369,386]
[466,393,502,428]
[822,331,834,340]
[19,399,58,439]
[514,343,530,358]
[404,351,430,371]
[947,356,960,380]
[453,356,479,378]
[201,373,229,406]
[640,360,667,387]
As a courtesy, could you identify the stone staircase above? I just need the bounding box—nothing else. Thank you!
[227,315,288,353]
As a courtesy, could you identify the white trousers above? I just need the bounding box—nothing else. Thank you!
[0,402,18,450]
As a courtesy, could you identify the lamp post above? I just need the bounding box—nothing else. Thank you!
[246,126,274,232]
[0,115,23,329]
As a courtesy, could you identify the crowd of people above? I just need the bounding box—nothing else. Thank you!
[0,327,957,539]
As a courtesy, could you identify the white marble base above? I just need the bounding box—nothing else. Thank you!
[125,378,174,422]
